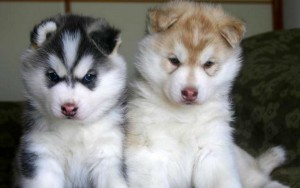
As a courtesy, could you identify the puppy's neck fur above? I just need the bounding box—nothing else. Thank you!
[130,80,232,125]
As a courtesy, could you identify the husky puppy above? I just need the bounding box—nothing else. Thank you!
[15,15,127,188]
[125,2,288,188]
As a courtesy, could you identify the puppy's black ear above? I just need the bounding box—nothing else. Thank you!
[88,19,121,55]
[30,19,57,48]
[147,6,181,34]
[219,17,245,48]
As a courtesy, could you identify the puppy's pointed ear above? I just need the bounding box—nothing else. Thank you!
[30,19,57,48]
[219,17,245,48]
[147,7,181,34]
[88,20,121,56]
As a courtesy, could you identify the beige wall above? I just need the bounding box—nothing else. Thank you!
[0,2,64,101]
[0,2,272,101]
[283,0,300,29]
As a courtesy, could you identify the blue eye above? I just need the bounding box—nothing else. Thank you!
[83,73,96,84]
[46,70,59,82]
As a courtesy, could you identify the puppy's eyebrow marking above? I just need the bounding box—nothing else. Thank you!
[73,55,94,78]
[62,31,81,69]
[174,42,188,63]
[48,54,67,77]
[200,45,214,64]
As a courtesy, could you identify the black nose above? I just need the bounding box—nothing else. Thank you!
[181,87,198,102]
[61,103,78,117]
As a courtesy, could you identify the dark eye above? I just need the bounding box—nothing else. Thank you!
[203,61,215,69]
[46,70,59,82]
[82,73,96,84]
[168,57,181,66]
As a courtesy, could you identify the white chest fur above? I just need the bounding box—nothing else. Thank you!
[23,111,125,187]
[126,97,239,188]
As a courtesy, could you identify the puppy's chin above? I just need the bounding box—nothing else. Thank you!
[175,99,202,106]
[180,100,200,105]
[50,107,83,122]
[51,113,79,121]
[165,94,201,106]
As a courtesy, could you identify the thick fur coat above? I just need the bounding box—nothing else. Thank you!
[125,2,288,188]
[15,15,127,188]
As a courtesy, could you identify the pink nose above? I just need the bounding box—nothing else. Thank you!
[61,103,78,117]
[181,87,198,102]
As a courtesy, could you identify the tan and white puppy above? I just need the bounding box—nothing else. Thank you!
[125,1,288,188]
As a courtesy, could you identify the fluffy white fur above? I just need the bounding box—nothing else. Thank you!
[235,146,289,188]
[20,112,127,188]
[125,2,288,188]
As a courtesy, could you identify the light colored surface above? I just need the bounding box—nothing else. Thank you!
[283,0,300,29]
[0,2,64,101]
[222,3,272,36]
[0,2,272,101]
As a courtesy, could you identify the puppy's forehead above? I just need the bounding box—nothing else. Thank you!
[48,29,101,72]
[41,16,109,76]
[45,30,92,74]
[165,14,227,64]
[163,25,214,64]
[62,31,81,69]
[179,14,216,48]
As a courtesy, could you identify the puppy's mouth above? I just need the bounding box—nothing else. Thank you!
[181,100,198,105]
[65,115,77,120]
[57,114,79,121]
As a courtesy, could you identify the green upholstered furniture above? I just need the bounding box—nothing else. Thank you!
[232,29,300,188]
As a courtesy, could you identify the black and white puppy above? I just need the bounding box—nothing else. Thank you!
[15,15,127,188]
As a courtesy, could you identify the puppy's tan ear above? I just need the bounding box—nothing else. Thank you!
[219,18,245,48]
[147,7,180,33]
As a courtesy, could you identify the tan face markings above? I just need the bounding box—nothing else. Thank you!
[179,13,217,67]
[151,2,241,77]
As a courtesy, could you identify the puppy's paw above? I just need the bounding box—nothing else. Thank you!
[257,146,286,174]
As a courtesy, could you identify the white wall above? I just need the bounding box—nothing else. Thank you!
[0,2,272,101]
[283,0,300,29]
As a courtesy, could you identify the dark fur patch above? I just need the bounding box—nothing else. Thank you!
[89,26,120,55]
[19,145,38,178]
[22,102,37,133]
